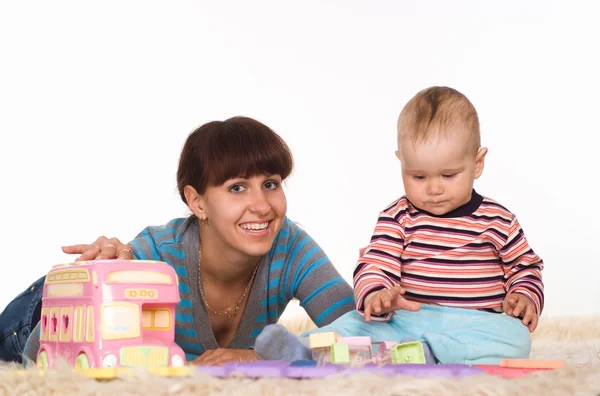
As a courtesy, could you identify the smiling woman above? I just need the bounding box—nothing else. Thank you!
[0,117,356,367]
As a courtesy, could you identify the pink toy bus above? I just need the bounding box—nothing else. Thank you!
[36,259,186,369]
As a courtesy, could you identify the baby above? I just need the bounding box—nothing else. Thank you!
[255,86,544,365]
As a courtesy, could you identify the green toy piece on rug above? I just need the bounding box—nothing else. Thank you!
[330,343,351,364]
[391,341,427,364]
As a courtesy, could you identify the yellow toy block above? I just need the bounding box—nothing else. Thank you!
[146,366,193,377]
[308,332,340,349]
[72,367,120,379]
[8,369,44,376]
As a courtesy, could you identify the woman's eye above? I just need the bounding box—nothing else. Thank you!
[229,184,246,193]
[264,181,279,190]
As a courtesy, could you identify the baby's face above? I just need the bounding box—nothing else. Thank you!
[396,126,486,216]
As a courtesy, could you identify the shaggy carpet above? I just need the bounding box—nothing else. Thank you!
[1,315,599,396]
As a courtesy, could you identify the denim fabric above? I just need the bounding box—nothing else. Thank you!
[0,276,45,363]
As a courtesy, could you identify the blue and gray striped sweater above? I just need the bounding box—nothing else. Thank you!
[130,216,355,361]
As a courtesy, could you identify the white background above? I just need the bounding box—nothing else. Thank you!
[1,1,599,319]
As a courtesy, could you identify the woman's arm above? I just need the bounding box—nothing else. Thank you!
[283,222,356,327]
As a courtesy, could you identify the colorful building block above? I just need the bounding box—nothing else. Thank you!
[337,336,372,364]
[308,332,340,363]
[330,343,351,364]
[390,341,427,364]
[499,359,565,369]
[375,341,398,365]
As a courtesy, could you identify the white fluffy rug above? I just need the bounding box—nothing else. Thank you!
[1,315,599,396]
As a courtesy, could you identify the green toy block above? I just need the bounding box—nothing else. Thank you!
[391,341,426,364]
[330,343,351,364]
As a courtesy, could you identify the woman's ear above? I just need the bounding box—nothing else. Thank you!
[474,147,488,179]
[184,185,208,220]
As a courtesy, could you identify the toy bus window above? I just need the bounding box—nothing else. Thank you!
[86,306,94,342]
[107,270,172,285]
[102,303,140,340]
[60,307,73,342]
[40,308,49,341]
[77,273,87,279]
[51,315,58,334]
[142,309,153,328]
[74,306,85,342]
[153,309,171,329]
[70,273,77,280]
[48,275,55,282]
[55,274,63,281]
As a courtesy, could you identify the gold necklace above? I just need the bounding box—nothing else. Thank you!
[197,246,259,319]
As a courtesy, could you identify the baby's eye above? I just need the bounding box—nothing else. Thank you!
[413,175,425,180]
[442,174,457,179]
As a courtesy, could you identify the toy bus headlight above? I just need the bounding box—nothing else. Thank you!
[171,354,184,367]
[102,354,118,368]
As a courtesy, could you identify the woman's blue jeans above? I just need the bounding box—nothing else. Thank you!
[0,276,45,363]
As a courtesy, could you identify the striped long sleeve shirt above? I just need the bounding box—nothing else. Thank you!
[353,190,544,322]
[129,216,355,361]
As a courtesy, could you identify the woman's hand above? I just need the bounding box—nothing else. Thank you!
[62,236,133,261]
[192,348,259,366]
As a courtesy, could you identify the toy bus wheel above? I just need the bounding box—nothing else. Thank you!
[37,351,49,370]
[75,353,90,369]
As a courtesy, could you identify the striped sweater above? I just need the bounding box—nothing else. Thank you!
[353,190,544,321]
[130,216,355,361]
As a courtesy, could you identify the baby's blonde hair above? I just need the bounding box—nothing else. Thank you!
[397,86,480,152]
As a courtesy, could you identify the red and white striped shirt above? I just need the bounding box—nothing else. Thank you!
[353,190,544,321]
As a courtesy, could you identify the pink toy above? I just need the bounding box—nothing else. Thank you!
[499,359,565,369]
[36,259,186,369]
[337,337,372,364]
[473,364,555,378]
[375,341,398,365]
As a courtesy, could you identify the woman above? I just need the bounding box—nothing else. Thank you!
[0,116,355,366]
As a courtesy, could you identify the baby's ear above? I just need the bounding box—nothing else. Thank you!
[395,150,401,160]
[474,147,488,179]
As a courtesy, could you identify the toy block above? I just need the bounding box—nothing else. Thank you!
[330,343,351,364]
[375,341,398,364]
[195,365,229,377]
[226,361,289,377]
[474,364,549,378]
[73,368,120,379]
[290,360,317,367]
[146,366,193,377]
[499,359,565,369]
[337,336,371,346]
[286,364,343,378]
[338,336,372,364]
[308,332,340,349]
[391,341,427,364]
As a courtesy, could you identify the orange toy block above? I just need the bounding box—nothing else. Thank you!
[499,359,565,369]
[474,365,550,379]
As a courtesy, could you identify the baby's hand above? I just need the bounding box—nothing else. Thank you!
[363,286,421,322]
[503,293,539,332]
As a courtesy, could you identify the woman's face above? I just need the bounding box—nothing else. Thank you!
[200,174,287,258]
